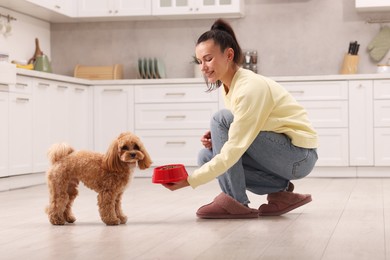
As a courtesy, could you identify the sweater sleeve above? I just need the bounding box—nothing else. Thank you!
[187,78,275,188]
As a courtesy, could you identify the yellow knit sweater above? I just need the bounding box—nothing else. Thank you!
[188,68,318,188]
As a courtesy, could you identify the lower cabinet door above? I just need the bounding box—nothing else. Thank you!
[315,128,349,166]
[374,128,390,166]
[9,93,33,175]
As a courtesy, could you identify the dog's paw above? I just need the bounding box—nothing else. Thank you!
[49,218,66,225]
[103,218,121,226]
[119,215,128,224]
[65,215,76,223]
[48,214,66,225]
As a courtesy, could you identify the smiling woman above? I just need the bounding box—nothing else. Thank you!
[162,18,318,220]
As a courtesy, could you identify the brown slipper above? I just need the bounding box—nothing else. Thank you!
[196,193,259,219]
[258,192,312,216]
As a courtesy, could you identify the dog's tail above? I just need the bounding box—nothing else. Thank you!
[47,143,74,164]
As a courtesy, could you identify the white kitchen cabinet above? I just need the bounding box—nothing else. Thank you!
[134,83,218,166]
[356,0,390,12]
[78,0,152,17]
[373,80,390,166]
[49,82,91,148]
[26,0,77,16]
[374,128,390,166]
[50,82,71,144]
[32,79,91,172]
[348,80,374,166]
[9,82,33,176]
[69,85,92,150]
[0,90,9,177]
[315,128,349,166]
[135,103,218,130]
[94,86,134,153]
[32,79,52,172]
[152,0,244,18]
[136,129,204,166]
[281,80,349,166]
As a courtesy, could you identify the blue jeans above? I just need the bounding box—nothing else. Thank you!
[198,109,318,205]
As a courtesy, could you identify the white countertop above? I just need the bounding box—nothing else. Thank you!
[15,68,390,86]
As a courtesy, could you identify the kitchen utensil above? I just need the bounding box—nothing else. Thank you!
[152,164,188,184]
[28,38,44,64]
[34,54,52,73]
[340,53,359,74]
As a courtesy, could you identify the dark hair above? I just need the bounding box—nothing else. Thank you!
[197,19,243,91]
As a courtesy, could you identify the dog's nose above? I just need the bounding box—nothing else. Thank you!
[130,153,136,158]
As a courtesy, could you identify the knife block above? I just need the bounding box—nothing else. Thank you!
[340,54,359,74]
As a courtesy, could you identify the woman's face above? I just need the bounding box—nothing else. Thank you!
[195,39,233,84]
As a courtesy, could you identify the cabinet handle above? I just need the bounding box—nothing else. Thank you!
[165,115,186,119]
[16,83,28,88]
[166,141,186,145]
[165,92,186,96]
[54,5,61,9]
[289,90,305,94]
[57,85,68,89]
[103,89,123,92]
[75,88,85,92]
[37,83,49,88]
[16,97,30,102]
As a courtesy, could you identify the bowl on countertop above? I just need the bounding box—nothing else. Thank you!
[377,58,390,74]
[152,164,188,184]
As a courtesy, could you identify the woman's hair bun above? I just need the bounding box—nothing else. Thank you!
[211,19,234,37]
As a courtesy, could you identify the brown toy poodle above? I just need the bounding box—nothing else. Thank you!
[45,132,152,225]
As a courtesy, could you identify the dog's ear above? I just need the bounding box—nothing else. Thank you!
[136,139,153,170]
[103,138,123,172]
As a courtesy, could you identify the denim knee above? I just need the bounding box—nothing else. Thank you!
[211,109,233,129]
[198,148,213,166]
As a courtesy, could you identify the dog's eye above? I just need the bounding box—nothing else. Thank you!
[134,144,140,150]
[121,145,129,151]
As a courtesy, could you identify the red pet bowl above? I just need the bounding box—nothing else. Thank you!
[152,164,188,184]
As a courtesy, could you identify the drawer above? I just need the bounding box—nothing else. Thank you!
[10,76,32,94]
[135,129,204,166]
[301,101,348,128]
[135,84,218,103]
[374,100,390,127]
[135,103,218,130]
[280,81,348,101]
[374,80,390,99]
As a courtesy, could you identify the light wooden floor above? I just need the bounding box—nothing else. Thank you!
[0,176,389,260]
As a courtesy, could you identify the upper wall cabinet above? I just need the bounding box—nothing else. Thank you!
[78,0,152,18]
[356,0,390,12]
[26,0,76,17]
[3,0,244,22]
[152,0,244,18]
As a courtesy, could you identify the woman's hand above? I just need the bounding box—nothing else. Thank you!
[200,130,212,149]
[162,179,190,191]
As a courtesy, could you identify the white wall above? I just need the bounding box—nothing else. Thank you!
[0,7,50,63]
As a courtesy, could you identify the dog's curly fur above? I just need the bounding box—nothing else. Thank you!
[45,132,152,225]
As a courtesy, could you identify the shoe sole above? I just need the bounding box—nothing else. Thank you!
[258,195,312,216]
[196,212,259,219]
